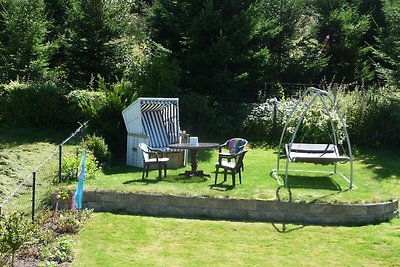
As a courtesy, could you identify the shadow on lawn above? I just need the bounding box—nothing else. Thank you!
[209,183,235,191]
[123,175,208,184]
[102,165,137,175]
[272,223,305,233]
[355,147,400,181]
[0,125,69,148]
[285,175,342,191]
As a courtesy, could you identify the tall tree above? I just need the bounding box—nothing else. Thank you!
[373,0,400,85]
[256,0,327,84]
[149,0,265,102]
[64,0,116,87]
[0,0,52,82]
[311,0,372,83]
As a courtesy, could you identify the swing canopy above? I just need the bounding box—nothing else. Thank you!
[272,87,354,189]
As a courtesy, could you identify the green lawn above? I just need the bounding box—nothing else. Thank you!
[2,125,400,266]
[80,146,400,204]
[73,213,400,267]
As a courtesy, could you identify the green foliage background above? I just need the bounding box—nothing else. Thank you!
[1,0,400,153]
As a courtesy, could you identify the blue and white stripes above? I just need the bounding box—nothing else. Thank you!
[140,99,180,148]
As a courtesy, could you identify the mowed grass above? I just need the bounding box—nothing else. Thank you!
[81,146,400,203]
[0,125,78,214]
[73,213,400,267]
[2,125,400,266]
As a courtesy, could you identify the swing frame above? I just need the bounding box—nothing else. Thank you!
[271,87,355,189]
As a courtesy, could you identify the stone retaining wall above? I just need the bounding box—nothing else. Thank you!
[53,191,399,226]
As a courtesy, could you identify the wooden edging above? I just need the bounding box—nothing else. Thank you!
[52,191,399,226]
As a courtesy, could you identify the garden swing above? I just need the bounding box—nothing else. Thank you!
[272,87,355,189]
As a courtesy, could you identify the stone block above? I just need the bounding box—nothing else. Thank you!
[209,208,230,220]
[255,200,277,211]
[229,209,249,220]
[86,201,105,211]
[73,190,398,226]
[248,210,268,221]
[83,191,96,202]
[95,191,115,202]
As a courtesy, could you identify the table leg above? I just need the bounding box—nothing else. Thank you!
[190,149,198,173]
[178,149,211,177]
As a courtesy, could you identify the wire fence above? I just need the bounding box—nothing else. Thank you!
[0,122,88,221]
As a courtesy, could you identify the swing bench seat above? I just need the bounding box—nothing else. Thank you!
[286,143,349,164]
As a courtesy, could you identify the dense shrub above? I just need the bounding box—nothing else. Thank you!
[242,98,279,140]
[242,97,297,141]
[66,89,107,123]
[83,134,111,164]
[243,86,400,147]
[41,236,73,263]
[61,150,98,183]
[74,78,137,157]
[337,86,400,147]
[0,212,33,266]
[0,81,76,128]
[14,209,93,266]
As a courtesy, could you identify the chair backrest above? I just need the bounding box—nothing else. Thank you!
[142,111,170,148]
[233,150,247,171]
[138,143,150,162]
[226,138,248,154]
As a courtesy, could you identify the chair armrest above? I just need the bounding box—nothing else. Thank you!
[218,153,236,160]
[148,147,163,154]
[218,141,228,152]
[143,149,162,161]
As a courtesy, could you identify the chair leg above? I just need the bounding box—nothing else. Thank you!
[242,163,244,171]
[164,163,167,178]
[145,165,150,177]
[239,169,242,184]
[232,172,236,186]
[215,167,219,185]
[224,170,227,182]
[158,164,162,180]
[142,167,145,180]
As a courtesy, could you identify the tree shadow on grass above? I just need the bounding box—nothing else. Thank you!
[197,149,216,162]
[355,147,400,181]
[123,174,208,185]
[0,125,70,148]
[102,165,138,175]
[164,175,208,184]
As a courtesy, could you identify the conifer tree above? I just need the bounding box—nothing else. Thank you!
[0,0,52,82]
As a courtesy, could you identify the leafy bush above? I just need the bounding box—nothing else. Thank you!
[0,81,75,128]
[243,85,400,148]
[285,96,346,145]
[0,212,33,266]
[16,209,93,266]
[61,150,98,183]
[41,236,74,263]
[68,78,137,156]
[242,97,297,141]
[337,86,400,147]
[83,135,111,164]
[66,89,107,122]
[242,98,279,140]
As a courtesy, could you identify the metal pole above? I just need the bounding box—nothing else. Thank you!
[58,145,62,184]
[272,100,277,137]
[32,171,36,222]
